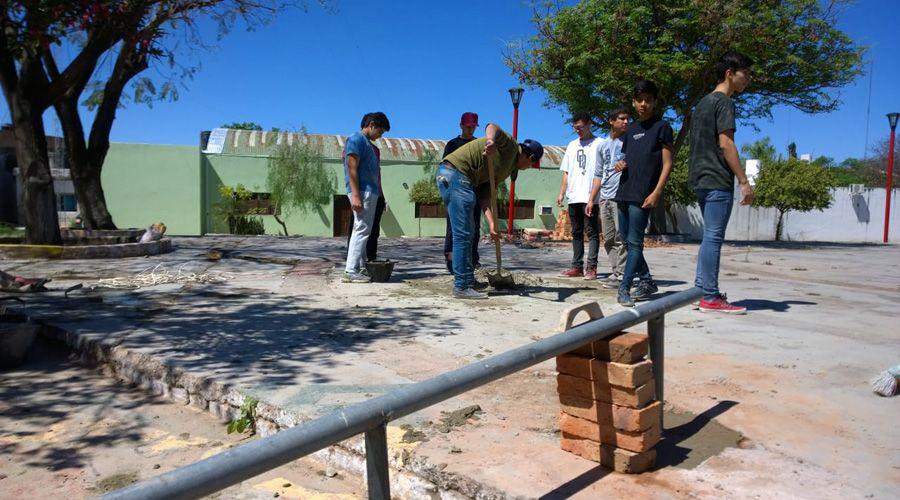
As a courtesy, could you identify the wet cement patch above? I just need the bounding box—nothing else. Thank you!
[657,404,743,470]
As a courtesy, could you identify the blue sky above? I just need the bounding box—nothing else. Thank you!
[22,0,900,162]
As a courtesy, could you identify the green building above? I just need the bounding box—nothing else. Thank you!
[100,129,568,237]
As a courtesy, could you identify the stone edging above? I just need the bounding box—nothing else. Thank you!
[0,238,172,260]
[35,320,512,499]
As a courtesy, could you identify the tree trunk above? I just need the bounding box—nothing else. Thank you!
[273,213,289,236]
[54,97,116,229]
[10,84,61,244]
[775,210,785,241]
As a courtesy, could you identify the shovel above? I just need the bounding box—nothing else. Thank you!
[485,155,516,289]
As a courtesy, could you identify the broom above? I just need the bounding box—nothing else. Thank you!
[870,364,900,397]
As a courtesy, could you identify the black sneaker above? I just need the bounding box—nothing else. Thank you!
[632,282,652,302]
[641,279,659,294]
[617,289,634,307]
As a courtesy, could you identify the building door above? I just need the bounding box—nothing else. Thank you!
[333,194,352,237]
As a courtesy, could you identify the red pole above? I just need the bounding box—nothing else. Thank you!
[885,127,896,243]
[507,107,519,236]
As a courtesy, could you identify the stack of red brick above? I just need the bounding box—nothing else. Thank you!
[556,331,661,473]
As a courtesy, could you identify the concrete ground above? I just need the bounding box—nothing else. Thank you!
[1,236,897,498]
[0,337,364,498]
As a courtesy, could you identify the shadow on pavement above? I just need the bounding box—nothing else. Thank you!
[731,299,816,312]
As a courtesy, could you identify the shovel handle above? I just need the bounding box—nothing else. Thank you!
[486,154,501,271]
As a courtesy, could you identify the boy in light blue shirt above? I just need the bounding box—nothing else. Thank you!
[343,112,390,283]
[587,108,630,289]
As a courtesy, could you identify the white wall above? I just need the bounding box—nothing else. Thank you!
[673,187,900,242]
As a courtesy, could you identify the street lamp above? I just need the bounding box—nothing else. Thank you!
[884,112,898,243]
[507,87,524,236]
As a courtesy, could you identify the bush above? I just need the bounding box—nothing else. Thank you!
[212,184,267,235]
[753,158,835,240]
[408,178,442,205]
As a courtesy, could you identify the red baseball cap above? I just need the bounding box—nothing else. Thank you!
[460,112,479,127]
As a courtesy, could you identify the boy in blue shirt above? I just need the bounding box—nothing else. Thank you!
[343,112,390,283]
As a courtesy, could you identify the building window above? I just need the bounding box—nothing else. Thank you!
[497,200,535,220]
[57,194,77,212]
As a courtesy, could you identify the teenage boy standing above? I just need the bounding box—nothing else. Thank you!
[614,80,673,307]
[342,112,390,283]
[442,112,481,273]
[437,124,544,299]
[586,108,629,288]
[557,112,603,280]
[689,52,755,314]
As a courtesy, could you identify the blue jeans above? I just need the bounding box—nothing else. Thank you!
[436,165,476,290]
[694,189,734,300]
[617,201,652,293]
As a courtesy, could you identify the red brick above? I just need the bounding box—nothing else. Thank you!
[570,331,649,363]
[560,413,660,452]
[559,395,661,432]
[560,436,656,473]
[560,434,602,462]
[556,355,654,388]
[557,373,656,408]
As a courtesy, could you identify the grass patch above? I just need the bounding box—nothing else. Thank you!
[0,224,24,237]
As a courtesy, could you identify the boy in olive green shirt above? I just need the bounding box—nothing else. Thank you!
[437,124,544,299]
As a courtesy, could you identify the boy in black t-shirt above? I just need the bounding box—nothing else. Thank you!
[613,80,674,307]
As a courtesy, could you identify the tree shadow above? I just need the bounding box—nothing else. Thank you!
[23,283,462,391]
[0,338,162,472]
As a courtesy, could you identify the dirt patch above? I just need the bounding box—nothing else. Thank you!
[93,471,140,493]
[436,404,483,433]
[400,424,428,443]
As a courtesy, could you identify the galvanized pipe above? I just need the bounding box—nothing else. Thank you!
[104,287,702,500]
[647,314,665,429]
[365,423,391,499]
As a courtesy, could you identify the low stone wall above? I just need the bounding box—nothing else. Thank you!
[0,238,172,259]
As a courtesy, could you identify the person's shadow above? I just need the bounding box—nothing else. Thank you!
[730,299,816,312]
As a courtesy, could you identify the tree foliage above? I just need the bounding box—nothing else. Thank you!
[265,130,335,236]
[753,156,835,240]
[506,0,864,230]
[222,122,264,130]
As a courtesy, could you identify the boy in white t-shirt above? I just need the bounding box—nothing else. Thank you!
[556,112,602,280]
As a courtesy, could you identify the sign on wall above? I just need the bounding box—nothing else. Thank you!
[204,128,228,154]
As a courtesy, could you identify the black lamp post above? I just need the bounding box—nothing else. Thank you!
[507,87,524,235]
[884,112,898,243]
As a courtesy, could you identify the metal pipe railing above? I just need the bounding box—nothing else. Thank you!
[105,287,703,500]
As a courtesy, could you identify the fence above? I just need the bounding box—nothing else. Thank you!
[104,287,704,500]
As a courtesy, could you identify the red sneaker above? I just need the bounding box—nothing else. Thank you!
[560,267,584,278]
[698,294,747,314]
[583,268,597,280]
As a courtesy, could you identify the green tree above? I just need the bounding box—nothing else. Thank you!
[753,157,835,240]
[506,0,864,231]
[222,122,264,130]
[1,1,330,241]
[741,137,778,165]
[265,130,335,236]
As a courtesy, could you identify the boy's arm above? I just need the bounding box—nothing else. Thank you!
[720,130,754,205]
[586,177,601,216]
[642,144,673,209]
[557,172,568,207]
[346,154,362,212]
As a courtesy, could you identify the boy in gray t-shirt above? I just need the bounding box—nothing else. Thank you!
[587,108,630,288]
[687,52,755,314]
